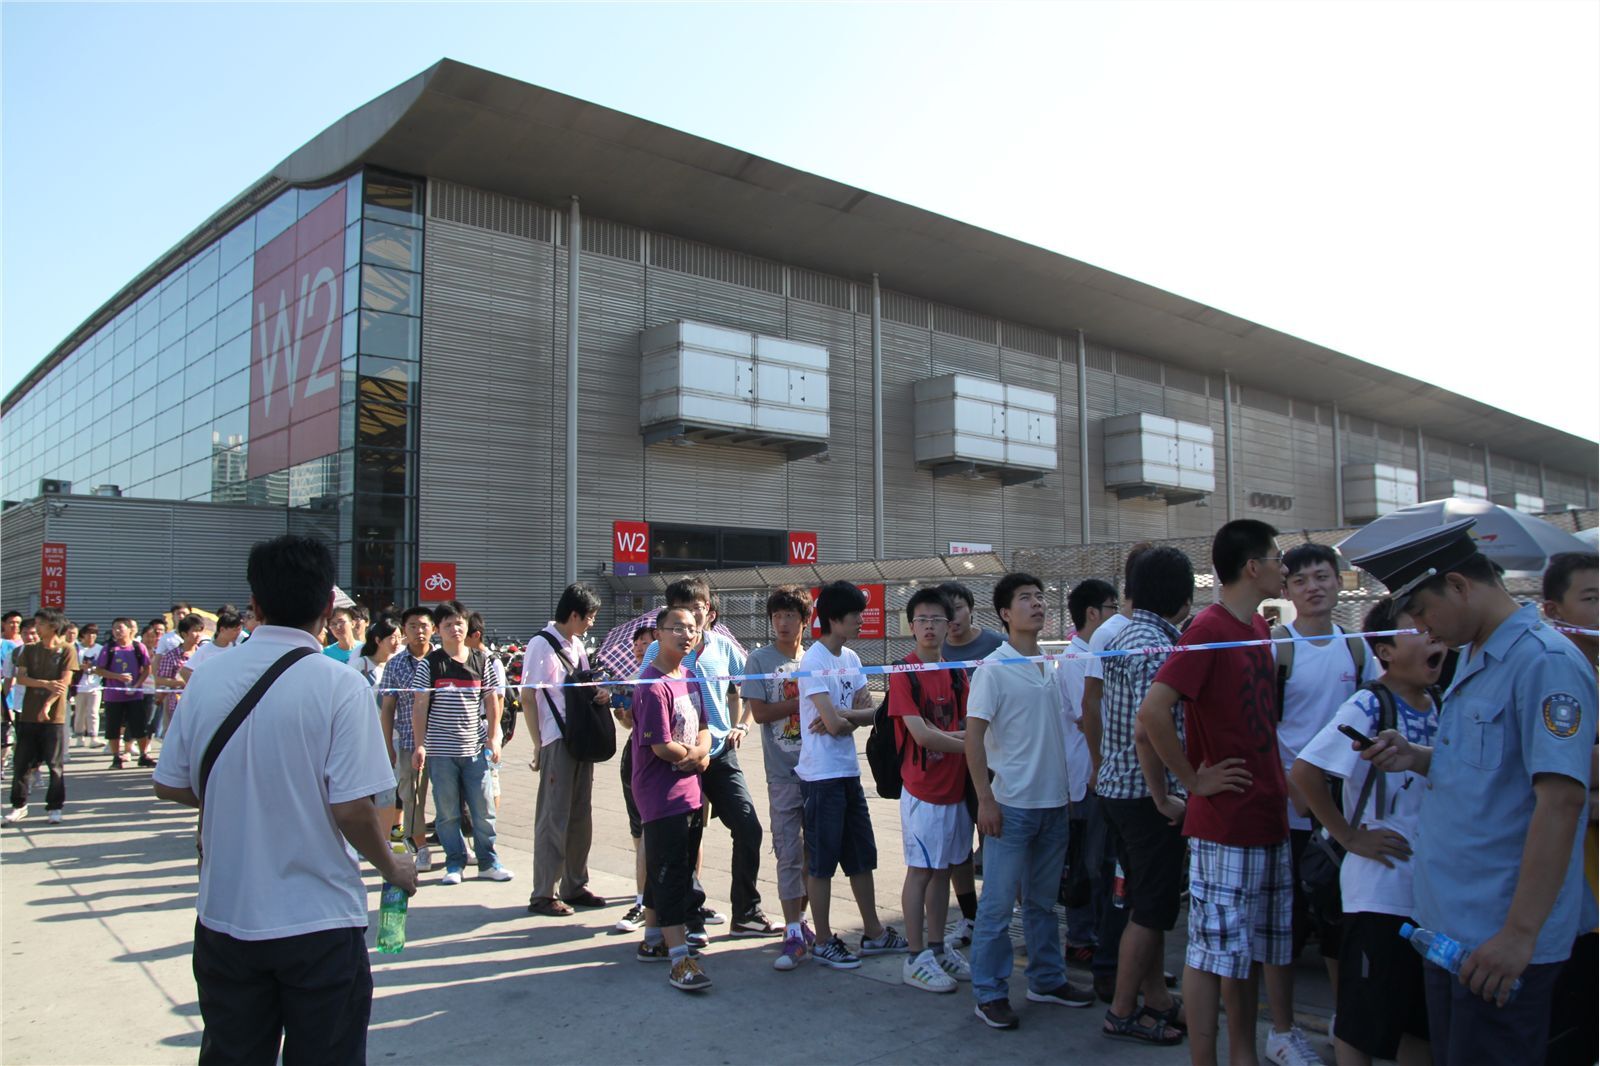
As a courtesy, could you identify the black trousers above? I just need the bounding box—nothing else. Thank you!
[194,921,372,1066]
[1424,956,1562,1066]
[698,745,764,920]
[10,721,66,811]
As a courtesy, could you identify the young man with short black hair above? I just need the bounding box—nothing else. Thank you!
[94,616,153,769]
[1354,521,1595,1066]
[631,604,714,990]
[639,577,776,937]
[181,608,243,683]
[323,607,359,664]
[797,580,905,969]
[968,572,1092,1030]
[412,599,511,885]
[380,605,435,867]
[894,587,973,993]
[1275,542,1376,1000]
[1544,552,1598,666]
[613,621,659,934]
[71,622,104,748]
[153,613,206,735]
[523,583,609,914]
[1292,597,1444,1066]
[1100,547,1194,1046]
[1059,578,1118,964]
[741,585,817,969]
[937,579,997,945]
[153,534,413,1063]
[1139,520,1318,1066]
[4,609,78,824]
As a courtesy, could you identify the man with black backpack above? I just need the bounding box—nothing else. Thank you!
[410,599,512,886]
[523,583,611,916]
[1291,597,1445,1066]
[889,588,973,993]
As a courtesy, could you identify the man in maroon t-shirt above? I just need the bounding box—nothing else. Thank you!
[891,587,973,994]
[1138,520,1321,1066]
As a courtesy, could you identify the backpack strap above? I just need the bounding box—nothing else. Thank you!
[1272,624,1293,722]
[534,630,573,738]
[1344,632,1368,692]
[1349,682,1396,826]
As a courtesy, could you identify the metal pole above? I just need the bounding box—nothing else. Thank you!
[1539,461,1548,503]
[1223,371,1236,521]
[565,196,581,585]
[1076,330,1090,544]
[1416,425,1427,500]
[871,274,884,558]
[1483,446,1493,499]
[1332,402,1345,525]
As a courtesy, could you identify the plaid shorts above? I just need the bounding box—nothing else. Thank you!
[1186,838,1293,979]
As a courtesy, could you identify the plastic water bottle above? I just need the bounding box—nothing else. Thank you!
[377,843,410,954]
[1112,861,1127,909]
[1399,923,1521,998]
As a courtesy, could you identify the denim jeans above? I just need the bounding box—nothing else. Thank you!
[971,802,1070,1004]
[428,749,498,872]
[1065,791,1105,945]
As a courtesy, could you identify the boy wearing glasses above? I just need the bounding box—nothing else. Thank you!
[1138,520,1319,1066]
[893,588,973,993]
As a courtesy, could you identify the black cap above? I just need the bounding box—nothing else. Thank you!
[1348,518,1481,608]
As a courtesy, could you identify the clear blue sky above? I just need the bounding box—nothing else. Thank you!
[4,1,1597,440]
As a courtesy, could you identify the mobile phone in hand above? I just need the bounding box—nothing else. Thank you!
[1338,723,1376,750]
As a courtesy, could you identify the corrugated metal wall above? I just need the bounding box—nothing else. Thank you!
[418,179,1597,641]
[0,495,287,623]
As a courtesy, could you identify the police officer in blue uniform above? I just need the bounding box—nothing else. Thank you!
[1351,519,1596,1065]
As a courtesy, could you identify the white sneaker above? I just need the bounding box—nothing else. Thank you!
[90,738,106,748]
[415,846,433,872]
[938,943,973,982]
[479,864,515,882]
[3,807,27,824]
[47,810,63,824]
[440,868,464,886]
[1266,1026,1323,1066]
[951,917,974,946]
[903,949,958,993]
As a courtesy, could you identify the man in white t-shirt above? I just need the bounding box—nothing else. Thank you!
[1291,597,1444,1066]
[796,581,906,970]
[1274,542,1378,1004]
[153,536,414,1063]
[180,607,244,683]
[967,572,1092,1030]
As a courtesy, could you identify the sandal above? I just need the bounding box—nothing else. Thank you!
[1140,996,1187,1035]
[527,897,575,917]
[1102,1007,1184,1046]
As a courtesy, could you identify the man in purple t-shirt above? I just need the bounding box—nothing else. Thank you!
[630,605,712,992]
[92,617,154,769]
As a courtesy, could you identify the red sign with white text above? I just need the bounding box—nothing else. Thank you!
[788,531,818,565]
[809,583,885,639]
[613,521,651,576]
[420,562,457,601]
[248,189,347,479]
[40,543,66,609]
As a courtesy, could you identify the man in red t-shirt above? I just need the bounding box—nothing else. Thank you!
[891,588,973,995]
[1138,520,1320,1066]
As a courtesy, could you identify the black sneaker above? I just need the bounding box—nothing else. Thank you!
[686,924,709,949]
[696,906,727,926]
[137,755,157,768]
[110,755,126,770]
[730,909,782,937]
[975,1000,1019,1030]
[1027,982,1095,1008]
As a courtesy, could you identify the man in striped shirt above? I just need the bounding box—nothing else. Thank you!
[380,606,435,869]
[411,600,511,885]
[1097,546,1194,1045]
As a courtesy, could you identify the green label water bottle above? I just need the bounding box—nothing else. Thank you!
[377,842,409,954]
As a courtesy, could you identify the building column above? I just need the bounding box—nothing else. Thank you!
[1077,330,1090,544]
[1223,370,1236,522]
[565,196,581,585]
[1332,402,1345,525]
[871,274,884,559]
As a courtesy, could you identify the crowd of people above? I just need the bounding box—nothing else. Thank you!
[4,520,1595,1066]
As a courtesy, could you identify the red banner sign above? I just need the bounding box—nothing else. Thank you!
[419,561,457,601]
[248,189,346,479]
[40,542,66,609]
[809,582,885,639]
[787,531,818,565]
[613,521,650,577]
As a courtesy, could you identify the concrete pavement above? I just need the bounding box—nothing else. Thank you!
[3,730,1334,1064]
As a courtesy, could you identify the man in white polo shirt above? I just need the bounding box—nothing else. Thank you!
[966,572,1094,1031]
[154,535,414,1063]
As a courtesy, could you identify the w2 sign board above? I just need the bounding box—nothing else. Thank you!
[248,190,346,479]
[788,531,818,565]
[40,543,66,609]
[613,521,650,576]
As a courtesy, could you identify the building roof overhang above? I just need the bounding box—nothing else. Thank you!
[12,59,1595,475]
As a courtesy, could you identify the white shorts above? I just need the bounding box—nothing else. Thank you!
[900,792,973,869]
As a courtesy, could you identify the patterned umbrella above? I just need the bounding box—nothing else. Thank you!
[1336,497,1594,572]
[594,609,747,679]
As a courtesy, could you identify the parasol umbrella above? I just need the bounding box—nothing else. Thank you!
[594,609,747,678]
[1336,498,1596,572]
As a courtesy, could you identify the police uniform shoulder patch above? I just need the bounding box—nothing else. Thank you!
[1542,693,1582,739]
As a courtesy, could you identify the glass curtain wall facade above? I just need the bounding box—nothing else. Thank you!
[0,168,424,610]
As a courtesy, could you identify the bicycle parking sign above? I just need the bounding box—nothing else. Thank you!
[420,561,457,601]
